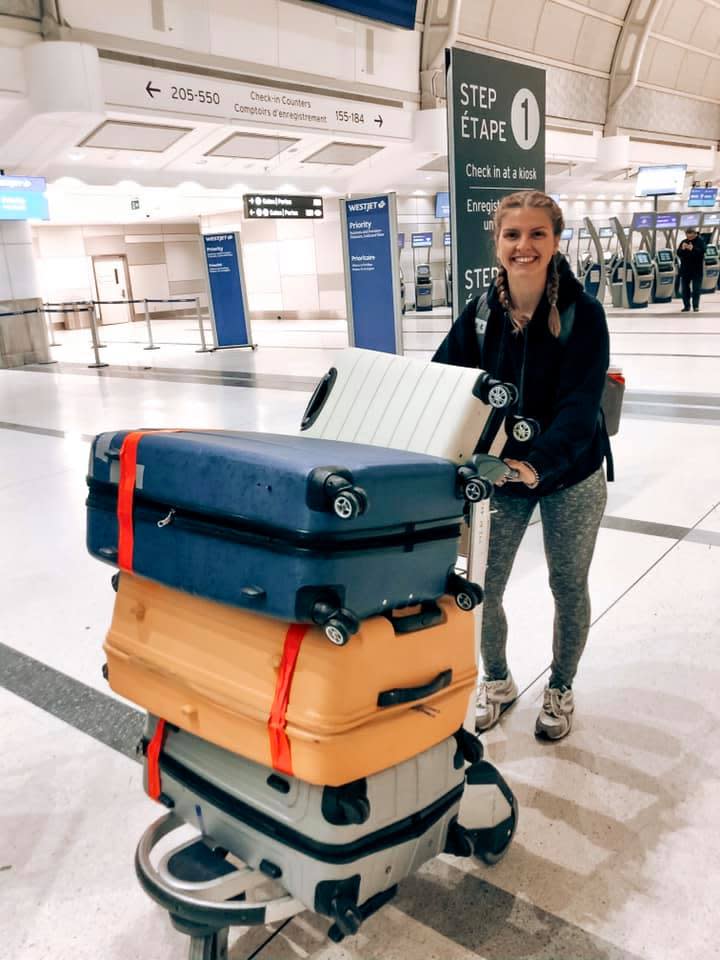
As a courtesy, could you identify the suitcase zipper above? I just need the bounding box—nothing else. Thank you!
[87,482,461,554]
[145,745,463,864]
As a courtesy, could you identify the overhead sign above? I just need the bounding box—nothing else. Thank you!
[341,194,401,354]
[631,212,656,230]
[411,232,433,248]
[0,175,49,221]
[446,48,545,306]
[656,212,679,229]
[243,194,323,219]
[203,233,253,349]
[310,0,417,29]
[688,186,717,207]
[101,61,412,141]
[444,232,451,246]
[703,212,720,225]
[435,191,450,218]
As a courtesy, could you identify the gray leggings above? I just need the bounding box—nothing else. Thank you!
[481,467,607,690]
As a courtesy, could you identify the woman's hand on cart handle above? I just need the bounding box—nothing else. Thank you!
[502,459,539,488]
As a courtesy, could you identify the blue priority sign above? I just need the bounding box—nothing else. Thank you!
[202,233,253,349]
[341,194,401,354]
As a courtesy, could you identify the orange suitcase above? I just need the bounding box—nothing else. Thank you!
[104,574,476,787]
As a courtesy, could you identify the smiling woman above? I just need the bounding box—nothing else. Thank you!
[433,190,611,743]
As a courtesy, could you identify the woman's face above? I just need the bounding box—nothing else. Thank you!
[496,207,559,285]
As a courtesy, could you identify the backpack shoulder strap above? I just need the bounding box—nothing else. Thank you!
[474,293,490,350]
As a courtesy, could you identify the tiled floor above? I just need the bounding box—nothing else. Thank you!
[1,295,719,959]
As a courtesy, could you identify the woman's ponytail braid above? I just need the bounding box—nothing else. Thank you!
[546,253,561,338]
[495,264,513,317]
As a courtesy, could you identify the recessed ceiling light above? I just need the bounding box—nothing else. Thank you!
[67,151,85,161]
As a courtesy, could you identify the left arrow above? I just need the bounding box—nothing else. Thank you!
[146,81,161,98]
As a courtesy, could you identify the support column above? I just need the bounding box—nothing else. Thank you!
[0,220,50,368]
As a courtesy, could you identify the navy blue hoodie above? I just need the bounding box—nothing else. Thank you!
[433,256,610,497]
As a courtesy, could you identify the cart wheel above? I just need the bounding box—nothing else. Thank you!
[463,476,492,503]
[329,897,362,938]
[444,819,474,858]
[188,929,228,960]
[454,579,483,611]
[474,795,518,866]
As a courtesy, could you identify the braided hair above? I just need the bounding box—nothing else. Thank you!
[493,191,564,338]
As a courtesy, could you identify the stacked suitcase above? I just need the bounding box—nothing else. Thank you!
[87,349,519,941]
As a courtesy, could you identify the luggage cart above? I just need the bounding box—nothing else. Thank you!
[135,812,305,960]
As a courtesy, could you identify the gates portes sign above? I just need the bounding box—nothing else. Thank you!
[202,233,253,349]
[340,194,402,354]
[446,48,545,307]
[243,194,324,219]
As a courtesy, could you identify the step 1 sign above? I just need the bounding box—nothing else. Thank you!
[446,47,545,307]
[202,233,253,349]
[340,194,402,354]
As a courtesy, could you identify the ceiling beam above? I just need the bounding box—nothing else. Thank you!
[606,0,663,135]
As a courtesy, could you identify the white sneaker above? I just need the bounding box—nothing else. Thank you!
[535,686,574,740]
[475,673,519,732]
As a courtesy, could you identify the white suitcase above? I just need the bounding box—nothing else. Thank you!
[299,348,515,462]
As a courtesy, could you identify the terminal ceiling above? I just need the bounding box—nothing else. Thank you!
[2,0,720,220]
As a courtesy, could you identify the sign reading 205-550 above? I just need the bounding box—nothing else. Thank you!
[101,61,412,140]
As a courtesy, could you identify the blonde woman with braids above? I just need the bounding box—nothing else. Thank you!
[433,191,610,740]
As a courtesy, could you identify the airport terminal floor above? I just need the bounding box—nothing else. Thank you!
[1,294,719,960]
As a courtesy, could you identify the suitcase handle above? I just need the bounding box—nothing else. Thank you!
[300,367,337,430]
[385,600,444,633]
[377,668,452,708]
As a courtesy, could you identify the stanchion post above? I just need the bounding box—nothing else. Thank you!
[143,298,160,350]
[44,303,60,348]
[87,302,109,369]
[195,297,213,353]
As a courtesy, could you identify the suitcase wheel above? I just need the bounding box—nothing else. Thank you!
[324,613,354,646]
[111,572,120,592]
[331,486,367,521]
[473,373,518,409]
[446,571,483,611]
[456,465,492,503]
[337,796,371,825]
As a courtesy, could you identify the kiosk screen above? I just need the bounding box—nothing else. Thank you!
[561,228,573,240]
[657,250,673,263]
[598,227,614,238]
[635,251,651,266]
[705,245,718,257]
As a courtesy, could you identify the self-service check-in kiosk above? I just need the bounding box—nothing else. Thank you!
[610,215,653,309]
[653,249,676,302]
[443,231,452,307]
[577,221,605,299]
[411,232,433,311]
[702,212,720,288]
[702,243,720,293]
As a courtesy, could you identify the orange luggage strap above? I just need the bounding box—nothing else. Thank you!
[117,429,179,572]
[146,718,168,801]
[268,624,309,775]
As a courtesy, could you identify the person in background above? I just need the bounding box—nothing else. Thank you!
[677,228,706,313]
[433,191,609,740]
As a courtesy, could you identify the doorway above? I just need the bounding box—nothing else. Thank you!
[92,256,132,325]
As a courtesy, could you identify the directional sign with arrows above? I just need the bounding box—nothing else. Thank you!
[100,61,413,140]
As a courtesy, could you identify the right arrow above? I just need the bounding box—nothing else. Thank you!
[146,81,161,98]
[374,115,383,127]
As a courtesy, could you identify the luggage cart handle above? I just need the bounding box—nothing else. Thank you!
[377,669,452,707]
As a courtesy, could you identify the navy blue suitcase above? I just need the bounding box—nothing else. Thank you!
[86,430,487,643]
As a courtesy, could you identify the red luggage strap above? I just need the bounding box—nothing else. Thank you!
[268,624,309,775]
[146,718,168,801]
[117,429,179,572]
